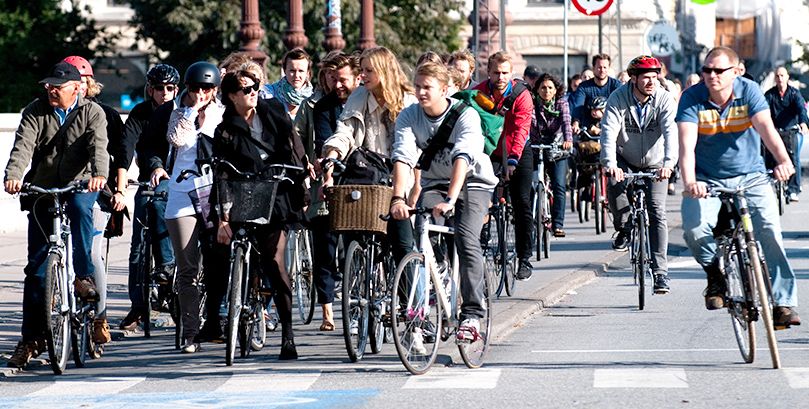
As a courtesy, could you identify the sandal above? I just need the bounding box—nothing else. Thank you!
[553,228,566,237]
[320,321,335,331]
[320,303,335,331]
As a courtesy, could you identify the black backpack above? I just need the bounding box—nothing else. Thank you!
[337,147,392,185]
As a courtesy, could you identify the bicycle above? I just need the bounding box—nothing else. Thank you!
[485,178,517,297]
[391,207,493,375]
[322,157,395,362]
[575,131,608,235]
[709,178,781,369]
[623,171,658,311]
[530,143,560,261]
[128,180,175,338]
[21,181,97,374]
[203,158,302,366]
[286,226,316,325]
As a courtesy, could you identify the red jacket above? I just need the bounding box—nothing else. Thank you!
[473,79,534,165]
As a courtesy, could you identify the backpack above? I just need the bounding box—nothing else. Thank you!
[338,146,392,186]
[451,90,504,155]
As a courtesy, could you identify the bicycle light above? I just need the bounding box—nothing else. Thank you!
[351,190,362,201]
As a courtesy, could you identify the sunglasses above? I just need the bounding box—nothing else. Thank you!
[239,83,260,95]
[701,66,735,75]
[187,84,215,93]
[152,84,177,92]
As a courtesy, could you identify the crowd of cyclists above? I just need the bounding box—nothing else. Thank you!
[3,41,805,371]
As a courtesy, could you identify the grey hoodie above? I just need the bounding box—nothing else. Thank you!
[599,82,678,170]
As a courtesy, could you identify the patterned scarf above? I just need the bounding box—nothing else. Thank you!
[542,99,560,117]
[272,77,313,107]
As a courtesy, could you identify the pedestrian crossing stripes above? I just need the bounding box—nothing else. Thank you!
[403,368,501,389]
[27,376,147,396]
[593,368,688,388]
[784,368,809,388]
[217,372,320,392]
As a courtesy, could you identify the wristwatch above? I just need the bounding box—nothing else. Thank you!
[444,196,456,206]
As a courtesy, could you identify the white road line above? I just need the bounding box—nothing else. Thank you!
[667,259,700,269]
[594,368,688,388]
[532,347,809,353]
[402,368,501,389]
[783,368,809,388]
[27,376,146,397]
[216,371,321,392]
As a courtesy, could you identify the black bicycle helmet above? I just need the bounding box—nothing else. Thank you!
[184,61,220,86]
[588,96,607,110]
[147,64,180,85]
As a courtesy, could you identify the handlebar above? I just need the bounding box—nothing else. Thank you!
[178,157,304,183]
[320,157,346,173]
[623,171,658,179]
[707,177,771,197]
[21,180,88,196]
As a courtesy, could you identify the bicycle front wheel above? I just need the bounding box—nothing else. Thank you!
[595,171,604,235]
[296,231,316,324]
[391,252,442,375]
[542,189,552,259]
[368,257,388,354]
[44,253,70,375]
[225,247,245,366]
[343,240,369,362]
[534,185,543,261]
[458,268,493,368]
[748,242,781,369]
[71,305,89,368]
[724,239,755,363]
[140,241,153,338]
[633,215,647,311]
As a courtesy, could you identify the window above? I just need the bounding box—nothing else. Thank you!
[527,0,565,5]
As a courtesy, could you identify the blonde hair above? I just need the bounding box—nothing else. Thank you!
[448,50,476,71]
[447,66,464,89]
[85,76,103,98]
[416,62,450,86]
[361,46,414,122]
[487,51,512,70]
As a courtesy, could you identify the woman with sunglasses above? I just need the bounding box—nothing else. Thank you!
[163,61,228,353]
[212,65,309,360]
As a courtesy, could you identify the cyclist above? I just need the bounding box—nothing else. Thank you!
[213,67,309,360]
[677,47,800,327]
[570,54,621,136]
[600,55,678,294]
[531,73,573,237]
[448,50,478,91]
[118,64,180,330]
[262,48,313,120]
[390,62,497,344]
[61,56,126,344]
[472,51,534,280]
[4,61,109,368]
[764,66,809,202]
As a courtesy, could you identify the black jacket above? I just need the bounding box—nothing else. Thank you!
[141,101,174,177]
[312,91,344,156]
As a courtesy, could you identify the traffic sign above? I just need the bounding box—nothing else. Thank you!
[571,0,614,16]
[646,21,681,57]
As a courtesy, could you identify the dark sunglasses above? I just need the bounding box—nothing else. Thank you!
[187,84,215,93]
[240,83,260,95]
[151,84,177,92]
[701,66,735,75]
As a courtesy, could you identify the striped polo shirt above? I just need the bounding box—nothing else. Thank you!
[676,77,768,179]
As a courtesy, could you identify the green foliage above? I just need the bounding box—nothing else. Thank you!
[0,1,114,112]
[129,0,465,82]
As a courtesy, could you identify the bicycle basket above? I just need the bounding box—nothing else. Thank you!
[218,178,281,224]
[326,184,393,234]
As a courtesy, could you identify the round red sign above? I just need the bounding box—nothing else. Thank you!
[571,0,614,16]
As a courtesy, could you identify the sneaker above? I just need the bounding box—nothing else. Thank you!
[653,274,670,294]
[788,192,799,202]
[93,318,111,344]
[456,318,481,343]
[408,328,427,355]
[264,310,278,332]
[279,339,298,360]
[180,339,200,353]
[516,259,533,281]
[703,278,726,310]
[773,306,801,329]
[6,339,45,368]
[422,320,437,344]
[118,308,145,331]
[612,231,629,251]
[74,276,98,300]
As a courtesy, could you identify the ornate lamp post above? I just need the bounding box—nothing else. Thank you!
[323,0,346,52]
[283,0,309,50]
[239,0,268,65]
[359,0,376,50]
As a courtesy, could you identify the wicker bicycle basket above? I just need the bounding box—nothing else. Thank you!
[327,185,393,234]
[218,178,280,224]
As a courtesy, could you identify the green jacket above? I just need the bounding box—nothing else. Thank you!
[5,95,109,188]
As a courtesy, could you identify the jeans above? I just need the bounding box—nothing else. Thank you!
[681,172,797,307]
[311,215,339,305]
[22,191,98,342]
[607,160,669,274]
[91,205,109,317]
[496,144,535,261]
[543,157,568,230]
[128,180,175,309]
[766,129,801,195]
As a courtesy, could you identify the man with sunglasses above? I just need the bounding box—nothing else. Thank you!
[677,46,800,328]
[118,64,181,331]
[4,61,109,368]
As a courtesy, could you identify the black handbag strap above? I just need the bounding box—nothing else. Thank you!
[417,101,468,172]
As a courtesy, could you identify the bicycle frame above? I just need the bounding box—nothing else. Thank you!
[410,213,460,329]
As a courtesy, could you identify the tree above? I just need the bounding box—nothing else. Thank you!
[0,1,114,112]
[129,0,465,82]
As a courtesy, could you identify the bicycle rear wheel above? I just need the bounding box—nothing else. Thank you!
[43,253,70,375]
[140,242,154,338]
[723,239,755,363]
[369,257,388,354]
[633,215,647,311]
[595,171,604,235]
[71,306,89,368]
[533,189,542,261]
[250,300,267,351]
[748,242,781,369]
[542,188,552,259]
[343,240,369,362]
[391,252,442,375]
[458,268,493,368]
[484,214,502,297]
[225,247,245,366]
[298,231,316,324]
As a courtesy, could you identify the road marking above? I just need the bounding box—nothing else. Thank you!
[532,347,809,353]
[28,376,146,396]
[784,368,809,388]
[403,368,501,389]
[667,259,700,269]
[217,371,320,392]
[594,368,688,388]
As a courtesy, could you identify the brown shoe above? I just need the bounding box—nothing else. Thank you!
[118,308,144,331]
[553,228,566,238]
[74,277,98,300]
[6,339,45,369]
[93,318,111,344]
[773,306,801,329]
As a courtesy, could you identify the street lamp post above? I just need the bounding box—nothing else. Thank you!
[359,0,376,50]
[323,0,346,52]
[283,0,309,50]
[239,0,268,66]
